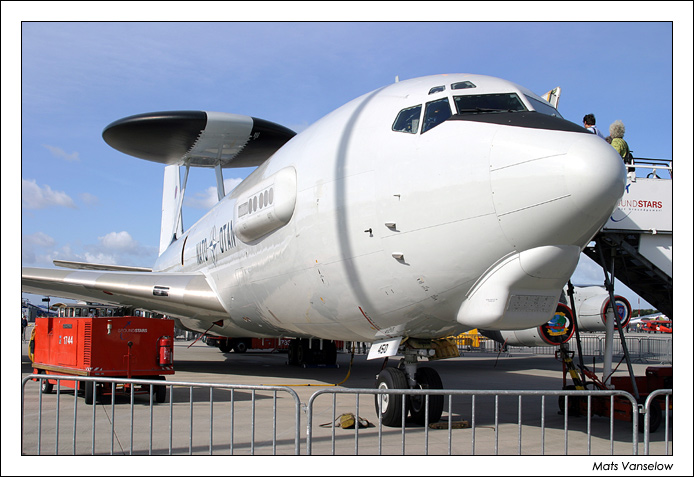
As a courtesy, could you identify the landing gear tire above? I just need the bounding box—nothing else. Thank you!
[287,340,299,365]
[375,367,408,427]
[408,367,444,426]
[323,340,337,366]
[288,339,337,366]
[297,339,313,366]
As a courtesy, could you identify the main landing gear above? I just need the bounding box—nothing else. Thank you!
[287,338,337,367]
[374,347,444,427]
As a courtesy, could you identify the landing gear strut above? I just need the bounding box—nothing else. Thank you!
[374,346,444,427]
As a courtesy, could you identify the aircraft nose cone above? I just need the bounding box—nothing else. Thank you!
[491,132,626,250]
[564,135,626,225]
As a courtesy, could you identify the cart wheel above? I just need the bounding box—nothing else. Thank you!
[85,381,94,404]
[638,400,662,433]
[232,339,248,353]
[155,384,167,403]
[40,371,53,394]
[558,385,582,416]
[219,339,233,353]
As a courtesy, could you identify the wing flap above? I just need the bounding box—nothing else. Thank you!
[22,267,227,319]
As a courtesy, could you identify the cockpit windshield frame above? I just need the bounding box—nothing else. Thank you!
[392,104,422,134]
[453,93,527,115]
[525,96,563,118]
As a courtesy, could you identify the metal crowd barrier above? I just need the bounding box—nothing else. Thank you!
[306,388,647,456]
[21,375,301,455]
[453,335,672,364]
[21,376,672,456]
[643,389,672,455]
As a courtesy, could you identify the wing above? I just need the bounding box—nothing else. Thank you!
[102,111,296,169]
[22,267,227,320]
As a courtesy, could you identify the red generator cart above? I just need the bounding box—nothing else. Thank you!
[30,316,175,404]
[557,347,672,432]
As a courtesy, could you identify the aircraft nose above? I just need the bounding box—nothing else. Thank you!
[563,134,627,230]
[490,132,626,250]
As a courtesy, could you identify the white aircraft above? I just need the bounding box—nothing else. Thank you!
[22,74,626,426]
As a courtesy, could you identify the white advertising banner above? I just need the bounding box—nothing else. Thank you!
[603,178,672,233]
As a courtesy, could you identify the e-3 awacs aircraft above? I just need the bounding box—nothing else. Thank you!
[22,74,626,426]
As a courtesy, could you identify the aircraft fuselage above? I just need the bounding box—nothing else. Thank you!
[153,74,626,342]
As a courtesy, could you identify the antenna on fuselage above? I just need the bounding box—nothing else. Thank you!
[395,75,399,83]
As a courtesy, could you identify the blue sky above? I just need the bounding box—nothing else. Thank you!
[7,6,692,313]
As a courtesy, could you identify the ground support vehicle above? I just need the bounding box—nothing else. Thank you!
[643,320,673,333]
[30,316,175,404]
[556,346,671,432]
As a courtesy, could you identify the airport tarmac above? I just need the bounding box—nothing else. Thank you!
[20,331,673,457]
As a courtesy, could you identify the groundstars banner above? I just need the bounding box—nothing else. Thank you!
[605,178,672,233]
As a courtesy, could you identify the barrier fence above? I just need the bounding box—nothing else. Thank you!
[21,375,672,456]
[453,334,672,364]
[21,375,301,455]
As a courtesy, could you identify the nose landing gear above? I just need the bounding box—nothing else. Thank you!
[374,343,447,427]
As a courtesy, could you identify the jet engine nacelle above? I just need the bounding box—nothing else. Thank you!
[480,302,575,348]
[565,285,631,332]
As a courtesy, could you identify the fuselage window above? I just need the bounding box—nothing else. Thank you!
[422,97,452,133]
[392,104,422,134]
[453,93,527,114]
[526,96,563,118]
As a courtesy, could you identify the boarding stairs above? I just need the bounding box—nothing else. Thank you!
[582,158,673,318]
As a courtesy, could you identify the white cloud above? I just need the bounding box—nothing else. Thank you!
[21,232,58,266]
[98,231,139,252]
[82,252,118,266]
[22,231,56,248]
[21,227,158,268]
[22,178,77,209]
[80,192,99,206]
[571,255,606,287]
[94,231,158,263]
[185,178,244,210]
[43,144,80,162]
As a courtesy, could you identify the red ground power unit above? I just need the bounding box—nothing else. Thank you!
[30,316,175,403]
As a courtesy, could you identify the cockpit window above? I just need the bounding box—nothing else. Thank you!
[453,93,527,114]
[451,81,476,90]
[392,104,422,134]
[428,85,445,95]
[422,98,452,133]
[526,96,563,118]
